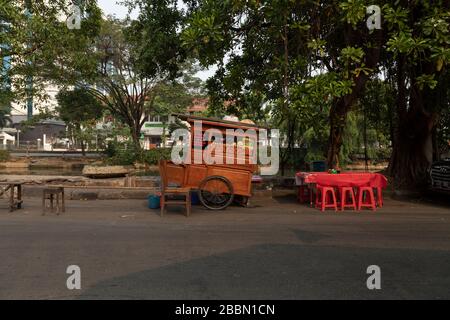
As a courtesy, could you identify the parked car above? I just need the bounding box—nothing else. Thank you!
[430,158,450,193]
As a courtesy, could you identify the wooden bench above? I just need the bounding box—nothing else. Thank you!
[42,187,65,215]
[0,182,23,212]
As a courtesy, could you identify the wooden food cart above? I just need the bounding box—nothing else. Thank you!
[161,114,267,210]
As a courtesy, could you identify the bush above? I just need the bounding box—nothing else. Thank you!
[142,148,171,165]
[103,140,139,166]
[106,149,137,166]
[0,150,10,162]
[103,140,171,166]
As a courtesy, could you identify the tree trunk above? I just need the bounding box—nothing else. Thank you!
[76,124,86,156]
[279,10,291,176]
[130,123,142,152]
[388,109,434,189]
[326,99,348,169]
[280,115,296,176]
[80,140,86,156]
[388,55,440,190]
[389,66,437,189]
[324,26,382,170]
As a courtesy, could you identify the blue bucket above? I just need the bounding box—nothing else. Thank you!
[191,192,200,205]
[148,194,160,209]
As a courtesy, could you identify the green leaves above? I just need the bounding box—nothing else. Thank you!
[0,0,102,104]
[341,46,365,63]
[308,39,327,58]
[416,74,438,90]
[56,88,103,125]
[339,0,367,28]
[386,32,416,54]
[303,73,354,104]
[382,4,409,31]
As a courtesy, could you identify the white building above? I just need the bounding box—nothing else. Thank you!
[141,114,176,149]
[9,83,59,124]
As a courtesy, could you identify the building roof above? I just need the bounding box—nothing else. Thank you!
[187,98,209,113]
[0,132,15,141]
[174,114,269,131]
[10,115,65,126]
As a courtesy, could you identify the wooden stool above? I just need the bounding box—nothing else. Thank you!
[43,187,65,215]
[159,161,191,217]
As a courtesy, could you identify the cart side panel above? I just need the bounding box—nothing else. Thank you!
[165,162,186,186]
[208,167,253,197]
[184,164,208,189]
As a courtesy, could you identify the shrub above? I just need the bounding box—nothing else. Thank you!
[0,150,10,162]
[103,140,139,166]
[142,148,171,165]
[103,140,171,166]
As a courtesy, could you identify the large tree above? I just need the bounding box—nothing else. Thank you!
[82,0,201,151]
[180,0,384,173]
[0,0,101,112]
[181,0,450,189]
[78,17,164,150]
[181,0,319,173]
[382,1,450,188]
[56,87,103,155]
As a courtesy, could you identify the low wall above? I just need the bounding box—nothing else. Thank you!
[21,185,274,200]
[22,186,157,200]
[2,172,288,201]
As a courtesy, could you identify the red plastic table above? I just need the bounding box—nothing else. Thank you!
[295,172,388,207]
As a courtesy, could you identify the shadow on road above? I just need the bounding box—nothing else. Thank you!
[79,243,450,300]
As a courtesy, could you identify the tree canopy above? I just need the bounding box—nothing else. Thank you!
[56,87,103,154]
[179,0,450,187]
[0,0,102,109]
[2,0,449,190]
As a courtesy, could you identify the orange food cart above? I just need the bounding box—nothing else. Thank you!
[161,114,268,210]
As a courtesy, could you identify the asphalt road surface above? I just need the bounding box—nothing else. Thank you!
[0,195,449,299]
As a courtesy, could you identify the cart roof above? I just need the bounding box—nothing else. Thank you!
[174,114,270,131]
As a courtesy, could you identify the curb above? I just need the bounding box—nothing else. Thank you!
[21,186,274,200]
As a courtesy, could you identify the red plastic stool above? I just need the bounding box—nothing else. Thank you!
[297,185,310,204]
[314,186,321,208]
[316,186,338,212]
[357,186,376,211]
[375,187,383,207]
[339,187,357,211]
[314,186,322,208]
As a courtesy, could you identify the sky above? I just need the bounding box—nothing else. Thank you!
[97,0,216,81]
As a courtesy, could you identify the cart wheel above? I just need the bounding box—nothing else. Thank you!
[198,176,234,210]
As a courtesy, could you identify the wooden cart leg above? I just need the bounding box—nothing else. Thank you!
[50,194,54,212]
[186,192,191,217]
[9,186,14,212]
[61,189,65,213]
[17,185,22,209]
[56,193,60,215]
[42,192,46,215]
[160,195,164,217]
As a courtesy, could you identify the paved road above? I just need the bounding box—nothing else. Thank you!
[0,195,449,299]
